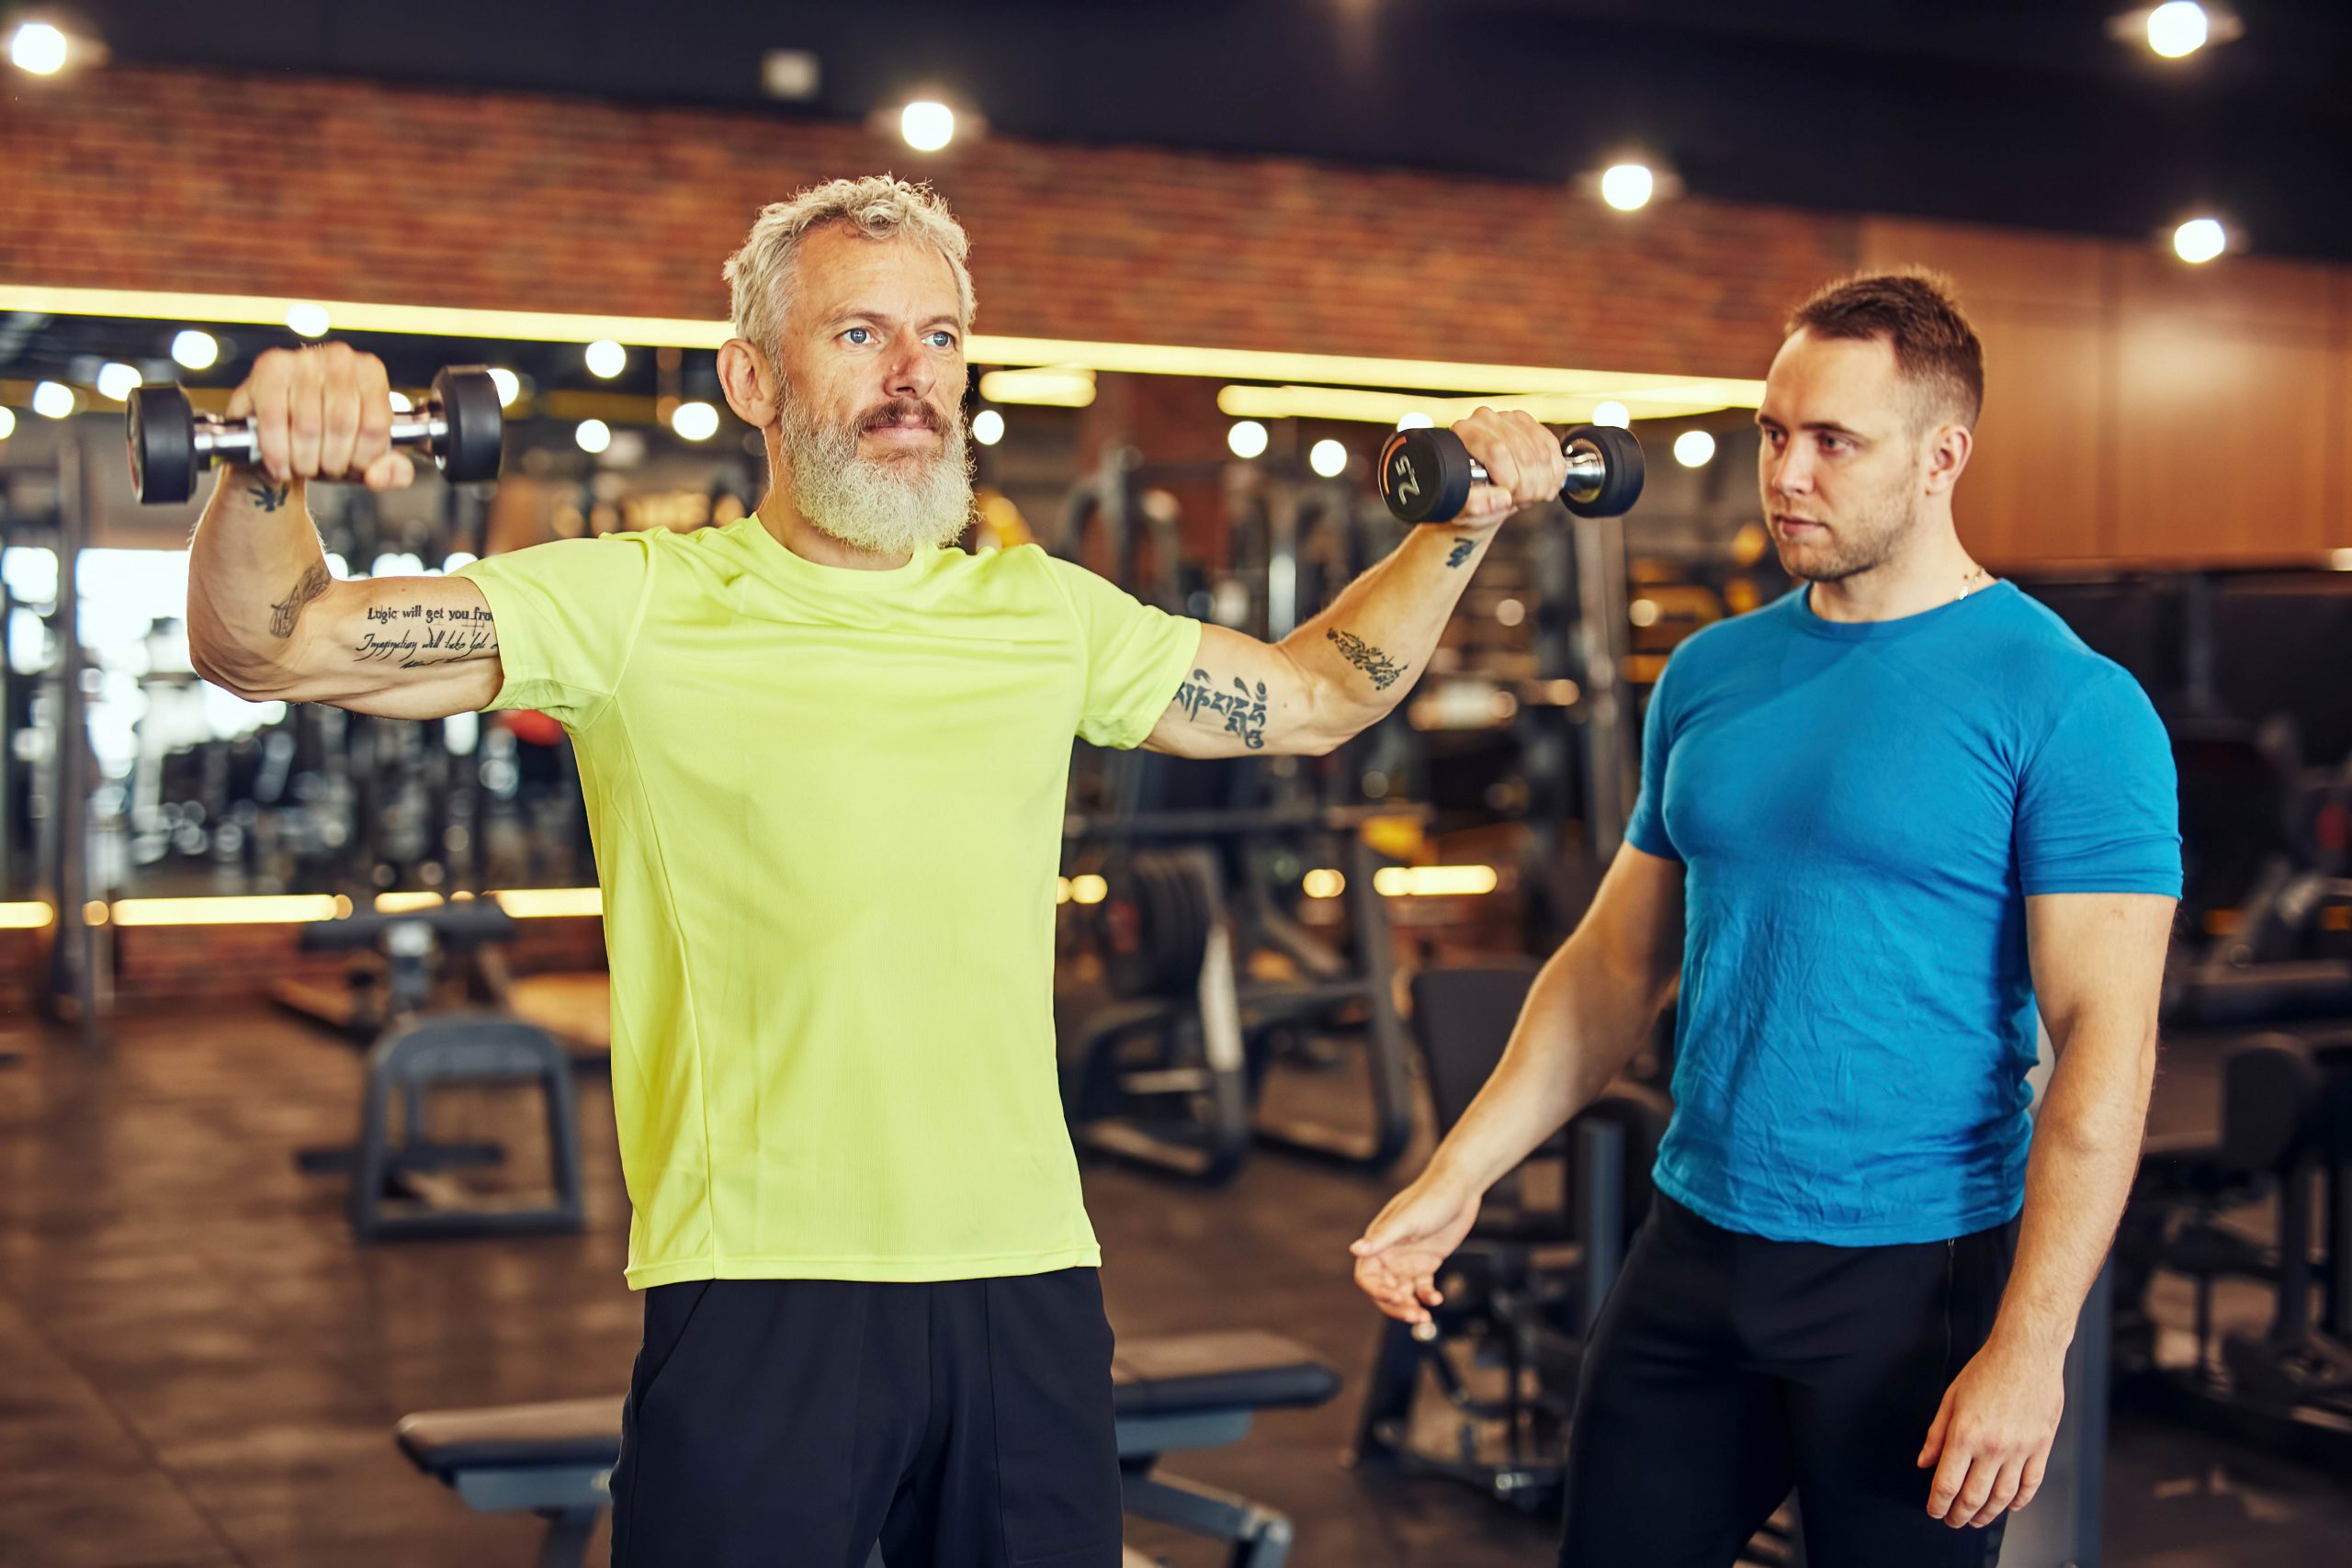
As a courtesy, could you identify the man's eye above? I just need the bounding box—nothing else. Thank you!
[843,327,872,345]
[926,331,956,349]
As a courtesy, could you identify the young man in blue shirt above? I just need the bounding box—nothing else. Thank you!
[1352,271,2179,1566]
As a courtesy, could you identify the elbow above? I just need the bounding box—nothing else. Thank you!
[190,646,296,704]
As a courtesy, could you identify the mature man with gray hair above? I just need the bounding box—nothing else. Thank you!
[182,174,1574,1566]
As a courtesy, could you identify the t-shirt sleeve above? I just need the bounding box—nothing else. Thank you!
[2016,665,2182,897]
[1623,649,1684,862]
[452,532,658,730]
[1041,555,1202,749]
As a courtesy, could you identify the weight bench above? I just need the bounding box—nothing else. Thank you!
[396,1328,1340,1568]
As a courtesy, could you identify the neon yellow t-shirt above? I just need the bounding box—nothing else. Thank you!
[456,518,1199,1286]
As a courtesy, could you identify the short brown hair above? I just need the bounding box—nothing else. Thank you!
[1785,268,1984,428]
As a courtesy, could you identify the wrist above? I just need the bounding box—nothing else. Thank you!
[1421,1148,1488,1201]
[1988,1308,2075,1363]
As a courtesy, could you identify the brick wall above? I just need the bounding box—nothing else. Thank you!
[0,65,1855,379]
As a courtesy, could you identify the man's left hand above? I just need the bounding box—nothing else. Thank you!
[1917,1331,2067,1529]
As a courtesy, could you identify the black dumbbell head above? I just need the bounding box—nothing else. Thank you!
[433,366,506,485]
[1378,427,1478,525]
[128,385,198,506]
[1560,424,1645,518]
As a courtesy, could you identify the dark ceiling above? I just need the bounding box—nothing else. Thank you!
[28,0,2352,263]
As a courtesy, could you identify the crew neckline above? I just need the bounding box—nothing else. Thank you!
[736,513,941,591]
[1787,578,2016,642]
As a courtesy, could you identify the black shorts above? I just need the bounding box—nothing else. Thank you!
[1558,1193,2019,1568]
[608,1268,1123,1568]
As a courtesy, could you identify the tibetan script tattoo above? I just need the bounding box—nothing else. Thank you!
[247,482,291,513]
[1445,536,1476,569]
[1175,670,1271,750]
[1327,627,1405,691]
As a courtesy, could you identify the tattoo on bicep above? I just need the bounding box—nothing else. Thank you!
[247,482,292,513]
[267,562,333,638]
[1327,628,1405,691]
[350,602,499,669]
[1173,669,1270,750]
[1446,536,1476,569]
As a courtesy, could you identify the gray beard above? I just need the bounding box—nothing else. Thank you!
[776,399,975,558]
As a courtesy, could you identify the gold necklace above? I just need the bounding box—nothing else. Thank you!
[1956,564,1993,601]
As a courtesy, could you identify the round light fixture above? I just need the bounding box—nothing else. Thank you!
[1672,430,1717,468]
[9,22,69,75]
[1592,401,1632,429]
[171,330,219,371]
[1308,438,1349,478]
[900,101,956,152]
[2147,2,2211,57]
[487,368,522,408]
[971,408,1005,446]
[2173,216,2227,264]
[671,400,720,441]
[584,339,627,379]
[285,303,331,338]
[1600,164,1655,212]
[575,419,612,455]
[96,363,142,402]
[32,381,75,420]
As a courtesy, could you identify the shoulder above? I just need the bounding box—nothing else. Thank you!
[1980,586,2151,713]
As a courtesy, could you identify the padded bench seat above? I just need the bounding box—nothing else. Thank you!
[398,1329,1340,1568]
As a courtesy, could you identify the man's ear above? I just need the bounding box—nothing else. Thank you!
[718,337,778,428]
[1924,421,1973,498]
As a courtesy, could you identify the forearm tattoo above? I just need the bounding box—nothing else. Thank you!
[1175,670,1271,750]
[267,563,333,638]
[353,602,499,669]
[247,482,292,513]
[1446,536,1476,569]
[1327,627,1406,691]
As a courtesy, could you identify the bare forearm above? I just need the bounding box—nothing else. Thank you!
[186,467,331,690]
[1994,1024,2156,1355]
[1277,521,1495,739]
[1425,934,1664,1195]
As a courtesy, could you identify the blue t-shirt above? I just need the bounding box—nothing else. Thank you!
[1625,581,2180,1245]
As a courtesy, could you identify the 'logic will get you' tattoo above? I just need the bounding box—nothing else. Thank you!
[1446,536,1476,569]
[353,602,498,670]
[1327,628,1406,691]
[1176,671,1271,750]
[248,482,291,513]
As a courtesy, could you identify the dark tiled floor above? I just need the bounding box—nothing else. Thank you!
[0,1006,2346,1566]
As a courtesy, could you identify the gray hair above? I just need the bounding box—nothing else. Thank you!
[722,175,976,358]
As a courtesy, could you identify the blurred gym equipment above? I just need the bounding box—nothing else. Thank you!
[290,903,585,1242]
[396,1330,1340,1568]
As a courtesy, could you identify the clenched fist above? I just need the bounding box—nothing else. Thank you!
[224,343,414,491]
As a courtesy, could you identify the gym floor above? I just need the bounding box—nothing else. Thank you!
[0,1008,2346,1568]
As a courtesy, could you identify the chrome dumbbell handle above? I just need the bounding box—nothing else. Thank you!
[190,410,451,468]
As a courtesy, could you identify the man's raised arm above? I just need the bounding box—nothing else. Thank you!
[185,344,503,721]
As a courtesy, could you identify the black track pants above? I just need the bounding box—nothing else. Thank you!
[1558,1194,2018,1568]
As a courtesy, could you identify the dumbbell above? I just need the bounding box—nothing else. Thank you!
[127,365,505,505]
[1377,423,1645,524]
